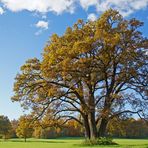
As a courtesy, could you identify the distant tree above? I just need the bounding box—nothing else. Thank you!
[12,9,148,140]
[33,126,42,138]
[11,119,18,138]
[32,112,67,138]
[64,120,83,137]
[107,118,148,138]
[33,118,83,138]
[0,115,12,139]
[16,115,33,142]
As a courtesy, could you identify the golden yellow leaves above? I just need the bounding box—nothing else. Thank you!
[48,87,58,97]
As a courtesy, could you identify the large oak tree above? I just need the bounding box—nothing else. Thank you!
[12,9,148,139]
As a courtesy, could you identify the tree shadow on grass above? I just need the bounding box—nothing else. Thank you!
[7,139,66,144]
[74,143,120,147]
[120,144,148,148]
[74,144,148,148]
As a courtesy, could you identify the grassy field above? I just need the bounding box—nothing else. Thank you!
[0,138,148,148]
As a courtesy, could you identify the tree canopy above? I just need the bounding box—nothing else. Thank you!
[12,9,148,140]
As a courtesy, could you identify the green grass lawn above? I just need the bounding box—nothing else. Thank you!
[0,138,148,148]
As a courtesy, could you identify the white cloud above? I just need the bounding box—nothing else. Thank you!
[35,20,49,35]
[80,0,148,17]
[87,13,97,21]
[0,7,4,15]
[96,0,148,17]
[35,20,49,30]
[1,0,76,14]
[0,0,148,17]
[80,0,98,10]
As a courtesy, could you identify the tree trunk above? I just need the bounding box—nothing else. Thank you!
[4,134,6,141]
[89,112,98,139]
[87,88,98,139]
[83,115,90,139]
[24,137,27,142]
[98,96,111,137]
[98,118,108,137]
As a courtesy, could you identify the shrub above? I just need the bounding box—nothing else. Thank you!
[82,137,118,146]
[98,137,117,145]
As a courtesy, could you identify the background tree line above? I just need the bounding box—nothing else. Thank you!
[0,115,148,141]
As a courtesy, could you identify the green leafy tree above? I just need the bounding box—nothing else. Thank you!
[12,9,148,140]
[107,118,148,138]
[0,115,12,139]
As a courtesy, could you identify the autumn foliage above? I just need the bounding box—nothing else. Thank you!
[12,9,148,140]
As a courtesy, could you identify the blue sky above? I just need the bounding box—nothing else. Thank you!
[0,0,148,120]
